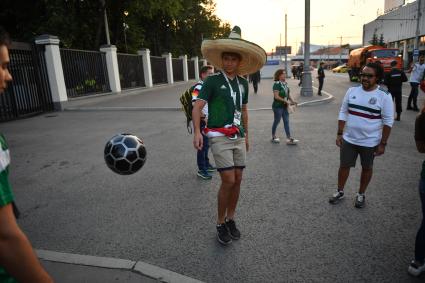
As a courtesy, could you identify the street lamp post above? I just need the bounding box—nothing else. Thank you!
[301,0,313,97]
[123,10,129,53]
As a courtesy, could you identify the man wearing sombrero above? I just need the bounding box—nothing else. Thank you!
[192,26,266,245]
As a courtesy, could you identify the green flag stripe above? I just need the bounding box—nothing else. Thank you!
[348,103,381,114]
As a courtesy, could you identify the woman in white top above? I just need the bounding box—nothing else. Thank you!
[407,56,425,111]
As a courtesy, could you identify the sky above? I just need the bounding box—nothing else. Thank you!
[213,0,413,54]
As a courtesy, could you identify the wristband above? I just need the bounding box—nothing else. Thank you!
[337,132,343,136]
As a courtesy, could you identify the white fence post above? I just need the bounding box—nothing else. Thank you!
[100,45,121,93]
[162,52,173,84]
[179,55,188,82]
[138,49,153,88]
[191,56,199,81]
[35,35,68,110]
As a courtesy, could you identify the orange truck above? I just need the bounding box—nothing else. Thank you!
[347,45,403,81]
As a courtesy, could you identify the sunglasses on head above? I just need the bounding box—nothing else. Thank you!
[360,73,375,78]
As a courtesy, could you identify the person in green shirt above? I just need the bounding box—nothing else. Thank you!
[193,26,266,245]
[271,69,298,145]
[0,26,53,283]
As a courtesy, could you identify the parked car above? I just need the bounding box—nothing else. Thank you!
[332,64,348,73]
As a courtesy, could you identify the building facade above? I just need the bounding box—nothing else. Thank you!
[363,0,425,67]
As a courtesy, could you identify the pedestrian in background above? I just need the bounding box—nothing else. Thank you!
[191,65,215,180]
[271,69,298,145]
[330,62,394,208]
[409,101,425,277]
[317,61,325,96]
[249,70,261,94]
[407,56,425,111]
[384,60,408,121]
[297,63,304,86]
[0,26,53,283]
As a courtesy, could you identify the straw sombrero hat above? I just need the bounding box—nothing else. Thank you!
[201,26,267,76]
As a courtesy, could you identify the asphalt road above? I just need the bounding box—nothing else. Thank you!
[3,71,425,282]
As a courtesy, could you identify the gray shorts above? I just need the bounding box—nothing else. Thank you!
[209,136,246,171]
[340,139,376,169]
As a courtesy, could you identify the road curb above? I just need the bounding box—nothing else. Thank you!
[36,249,204,283]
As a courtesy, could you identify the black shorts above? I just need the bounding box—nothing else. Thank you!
[340,139,376,169]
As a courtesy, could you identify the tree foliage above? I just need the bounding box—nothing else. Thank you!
[0,0,231,57]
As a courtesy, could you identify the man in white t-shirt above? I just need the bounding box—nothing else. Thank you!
[407,56,425,111]
[329,62,394,208]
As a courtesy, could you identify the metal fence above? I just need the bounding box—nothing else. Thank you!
[188,60,195,80]
[198,61,205,73]
[172,58,184,82]
[150,56,167,85]
[60,49,110,97]
[0,42,54,122]
[117,53,145,89]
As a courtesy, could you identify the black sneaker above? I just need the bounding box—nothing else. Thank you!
[354,193,365,208]
[225,218,241,240]
[216,224,232,245]
[329,190,344,204]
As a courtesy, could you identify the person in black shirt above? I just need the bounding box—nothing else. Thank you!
[409,104,425,276]
[384,60,408,121]
[317,62,325,96]
[249,70,261,94]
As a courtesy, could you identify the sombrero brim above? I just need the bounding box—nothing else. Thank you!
[201,38,267,76]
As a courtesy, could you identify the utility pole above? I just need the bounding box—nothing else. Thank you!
[101,0,111,45]
[301,0,313,97]
[285,13,288,73]
[280,33,282,61]
[414,0,423,62]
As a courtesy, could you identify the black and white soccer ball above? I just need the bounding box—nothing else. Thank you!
[104,133,146,175]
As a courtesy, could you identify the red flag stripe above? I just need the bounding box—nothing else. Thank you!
[348,110,382,119]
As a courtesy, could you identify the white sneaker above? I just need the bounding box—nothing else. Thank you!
[408,260,425,276]
[271,137,280,143]
[286,138,299,145]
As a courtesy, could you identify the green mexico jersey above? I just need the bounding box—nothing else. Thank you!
[197,72,248,129]
[0,134,17,283]
[272,81,289,108]
[0,134,13,207]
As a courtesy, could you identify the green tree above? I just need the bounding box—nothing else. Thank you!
[0,0,230,56]
[378,33,386,47]
[369,32,378,46]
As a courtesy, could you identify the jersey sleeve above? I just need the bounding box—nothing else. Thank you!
[338,89,351,121]
[415,113,425,141]
[381,94,394,127]
[272,82,280,92]
[197,77,212,102]
[191,84,202,102]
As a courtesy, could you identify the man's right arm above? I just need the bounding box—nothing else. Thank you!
[336,90,350,147]
[0,204,53,283]
[192,99,207,150]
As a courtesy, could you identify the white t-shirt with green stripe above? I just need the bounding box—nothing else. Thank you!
[338,86,394,147]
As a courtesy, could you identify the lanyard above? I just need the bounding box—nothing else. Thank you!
[221,71,243,109]
[279,81,288,97]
